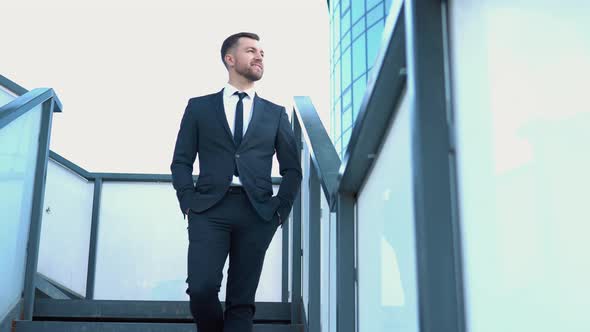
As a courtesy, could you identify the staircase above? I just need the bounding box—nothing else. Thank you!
[14,299,302,331]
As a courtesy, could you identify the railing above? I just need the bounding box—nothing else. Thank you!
[0,75,62,322]
[288,1,465,332]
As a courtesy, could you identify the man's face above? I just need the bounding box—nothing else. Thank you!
[228,37,264,82]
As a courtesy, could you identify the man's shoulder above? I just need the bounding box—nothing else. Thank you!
[257,95,285,112]
[187,91,220,105]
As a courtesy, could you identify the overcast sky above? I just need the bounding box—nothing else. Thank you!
[1,0,330,173]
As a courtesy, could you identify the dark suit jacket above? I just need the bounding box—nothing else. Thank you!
[170,89,302,224]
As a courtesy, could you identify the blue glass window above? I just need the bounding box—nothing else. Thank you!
[351,0,365,24]
[352,36,366,80]
[367,3,384,27]
[352,18,365,40]
[341,7,351,36]
[342,48,352,90]
[342,105,353,130]
[342,31,351,51]
[353,76,367,120]
[343,88,352,109]
[367,0,382,11]
[341,0,351,12]
[335,59,341,98]
[367,20,385,70]
[335,99,342,137]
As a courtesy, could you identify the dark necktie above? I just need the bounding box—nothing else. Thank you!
[233,91,247,176]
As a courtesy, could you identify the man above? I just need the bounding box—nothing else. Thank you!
[170,32,302,332]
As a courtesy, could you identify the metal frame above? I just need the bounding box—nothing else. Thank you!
[0,88,62,130]
[307,163,321,332]
[85,178,103,299]
[290,114,303,324]
[22,98,56,320]
[404,0,465,331]
[0,74,28,96]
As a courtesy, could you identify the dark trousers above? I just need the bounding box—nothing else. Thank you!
[185,187,279,332]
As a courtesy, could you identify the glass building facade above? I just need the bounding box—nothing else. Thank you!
[330,0,395,157]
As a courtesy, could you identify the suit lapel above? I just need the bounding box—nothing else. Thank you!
[213,89,235,146]
[241,93,263,146]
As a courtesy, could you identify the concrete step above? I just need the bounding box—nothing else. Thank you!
[34,299,291,323]
[15,321,304,332]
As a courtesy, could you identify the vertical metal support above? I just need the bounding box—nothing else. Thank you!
[336,192,355,332]
[85,177,103,299]
[282,199,290,302]
[308,163,321,332]
[291,113,303,324]
[22,99,54,320]
[405,0,465,331]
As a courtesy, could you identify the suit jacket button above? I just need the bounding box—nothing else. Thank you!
[235,154,240,158]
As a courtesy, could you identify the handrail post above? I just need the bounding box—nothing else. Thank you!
[22,98,55,320]
[85,177,103,299]
[290,111,303,324]
[336,192,356,332]
[308,163,321,332]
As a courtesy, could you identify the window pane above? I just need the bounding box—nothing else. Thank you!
[343,88,352,109]
[353,76,368,119]
[342,48,352,90]
[352,18,366,40]
[358,90,419,332]
[367,3,385,27]
[353,35,367,80]
[367,20,385,70]
[341,7,351,36]
[351,0,365,24]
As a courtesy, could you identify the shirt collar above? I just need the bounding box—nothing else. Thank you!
[224,82,256,100]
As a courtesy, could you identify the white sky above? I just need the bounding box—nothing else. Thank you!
[1,0,331,173]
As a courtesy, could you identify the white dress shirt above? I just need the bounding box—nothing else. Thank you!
[223,82,256,186]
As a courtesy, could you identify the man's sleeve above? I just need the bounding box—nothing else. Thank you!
[170,99,198,219]
[274,106,303,223]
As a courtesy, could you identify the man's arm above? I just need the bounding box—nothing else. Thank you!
[274,107,303,225]
[170,99,198,219]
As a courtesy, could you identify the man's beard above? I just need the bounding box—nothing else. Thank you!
[236,63,263,82]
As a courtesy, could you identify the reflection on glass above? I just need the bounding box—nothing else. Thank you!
[357,91,418,331]
[0,87,17,108]
[451,2,590,331]
[0,105,42,319]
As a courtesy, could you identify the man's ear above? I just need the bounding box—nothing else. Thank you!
[225,53,234,68]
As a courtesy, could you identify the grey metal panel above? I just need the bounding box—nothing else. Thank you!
[33,299,291,322]
[85,178,102,299]
[0,74,28,96]
[292,98,341,210]
[22,99,55,320]
[337,1,407,194]
[0,298,22,332]
[0,88,55,130]
[35,275,70,300]
[336,193,355,332]
[405,0,465,331]
[307,165,321,332]
[290,115,303,324]
[16,321,304,332]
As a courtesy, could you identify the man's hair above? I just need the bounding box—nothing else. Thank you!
[221,32,260,68]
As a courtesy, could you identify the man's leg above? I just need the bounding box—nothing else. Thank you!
[223,193,279,332]
[186,204,231,332]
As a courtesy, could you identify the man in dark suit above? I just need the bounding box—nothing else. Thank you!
[170,32,302,332]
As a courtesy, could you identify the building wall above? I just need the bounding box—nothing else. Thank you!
[330,0,394,157]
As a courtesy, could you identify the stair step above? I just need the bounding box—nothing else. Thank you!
[16,321,304,332]
[34,299,291,322]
